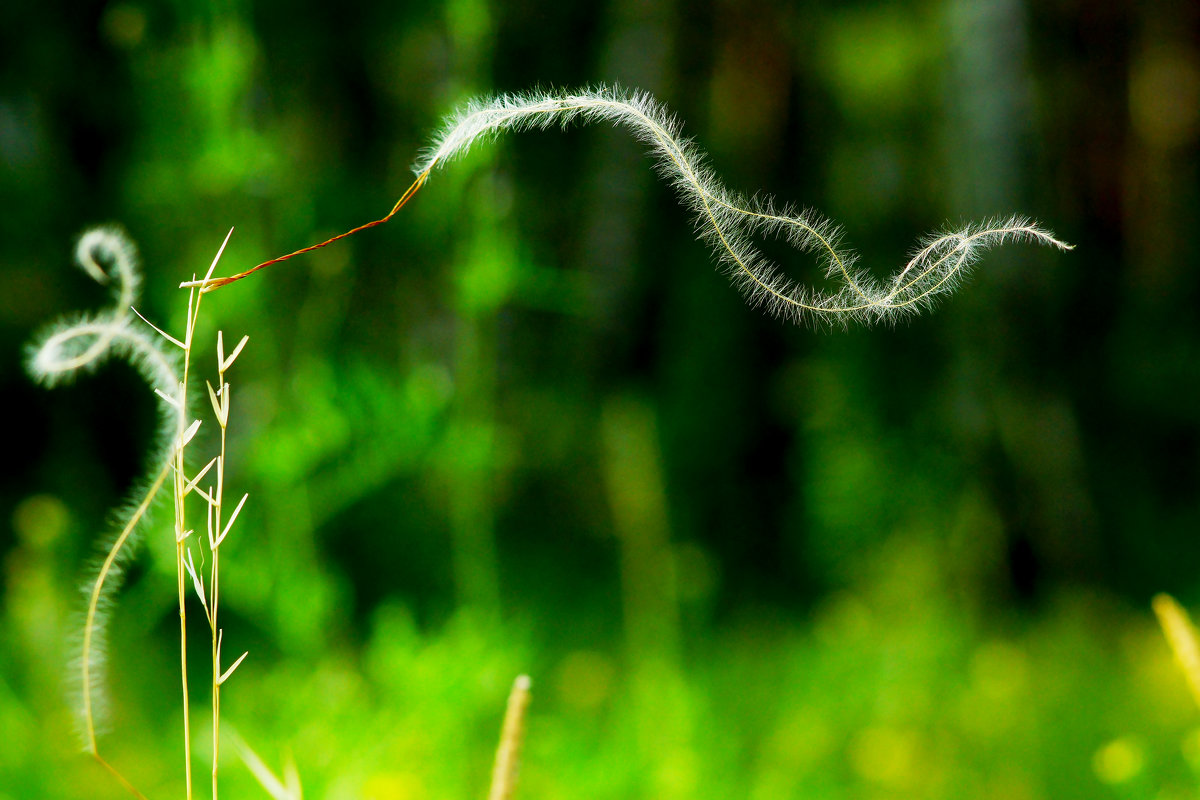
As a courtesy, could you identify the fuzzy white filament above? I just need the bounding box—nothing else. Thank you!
[26,227,181,753]
[29,227,179,396]
[416,85,1072,327]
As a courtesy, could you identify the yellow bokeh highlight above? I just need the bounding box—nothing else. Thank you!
[1092,736,1145,785]
[763,709,835,772]
[848,725,921,788]
[555,650,615,712]
[101,4,147,49]
[653,748,699,800]
[1130,45,1200,149]
[362,771,428,800]
[12,494,69,549]
[971,640,1030,702]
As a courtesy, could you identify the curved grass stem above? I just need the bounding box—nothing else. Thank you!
[185,86,1072,329]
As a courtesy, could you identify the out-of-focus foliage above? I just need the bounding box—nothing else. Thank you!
[2,0,1199,798]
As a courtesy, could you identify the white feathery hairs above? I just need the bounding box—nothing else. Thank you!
[26,228,182,761]
[417,87,1072,325]
[190,85,1072,326]
[29,228,180,394]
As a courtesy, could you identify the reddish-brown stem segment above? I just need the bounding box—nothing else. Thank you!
[182,168,431,293]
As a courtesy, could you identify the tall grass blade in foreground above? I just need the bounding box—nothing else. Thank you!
[1153,594,1200,710]
[187,85,1072,328]
[27,227,248,799]
[487,675,532,800]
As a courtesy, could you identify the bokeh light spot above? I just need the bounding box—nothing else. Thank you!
[848,725,920,787]
[101,4,147,50]
[12,495,69,550]
[1130,45,1200,149]
[1092,736,1145,784]
[362,771,427,800]
[555,649,615,711]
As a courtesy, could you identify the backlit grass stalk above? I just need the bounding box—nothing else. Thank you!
[172,276,199,800]
[1152,593,1200,711]
[487,676,532,800]
[182,329,251,800]
[187,86,1071,329]
[157,228,239,799]
[28,226,248,798]
[164,229,252,800]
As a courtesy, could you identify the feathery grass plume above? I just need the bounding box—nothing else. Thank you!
[186,87,1072,321]
[25,228,181,774]
[415,87,1073,326]
[29,227,178,393]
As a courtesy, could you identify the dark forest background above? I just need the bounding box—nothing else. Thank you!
[2,1,1199,797]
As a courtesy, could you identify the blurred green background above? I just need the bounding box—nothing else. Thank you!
[2,0,1199,797]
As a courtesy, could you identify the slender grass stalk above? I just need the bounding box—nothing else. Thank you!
[81,461,170,757]
[600,397,679,667]
[180,328,252,800]
[171,230,234,798]
[1153,594,1200,711]
[487,675,532,800]
[29,226,246,798]
[186,85,1071,330]
[175,306,195,800]
[197,330,252,799]
[166,228,244,800]
[211,382,226,800]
